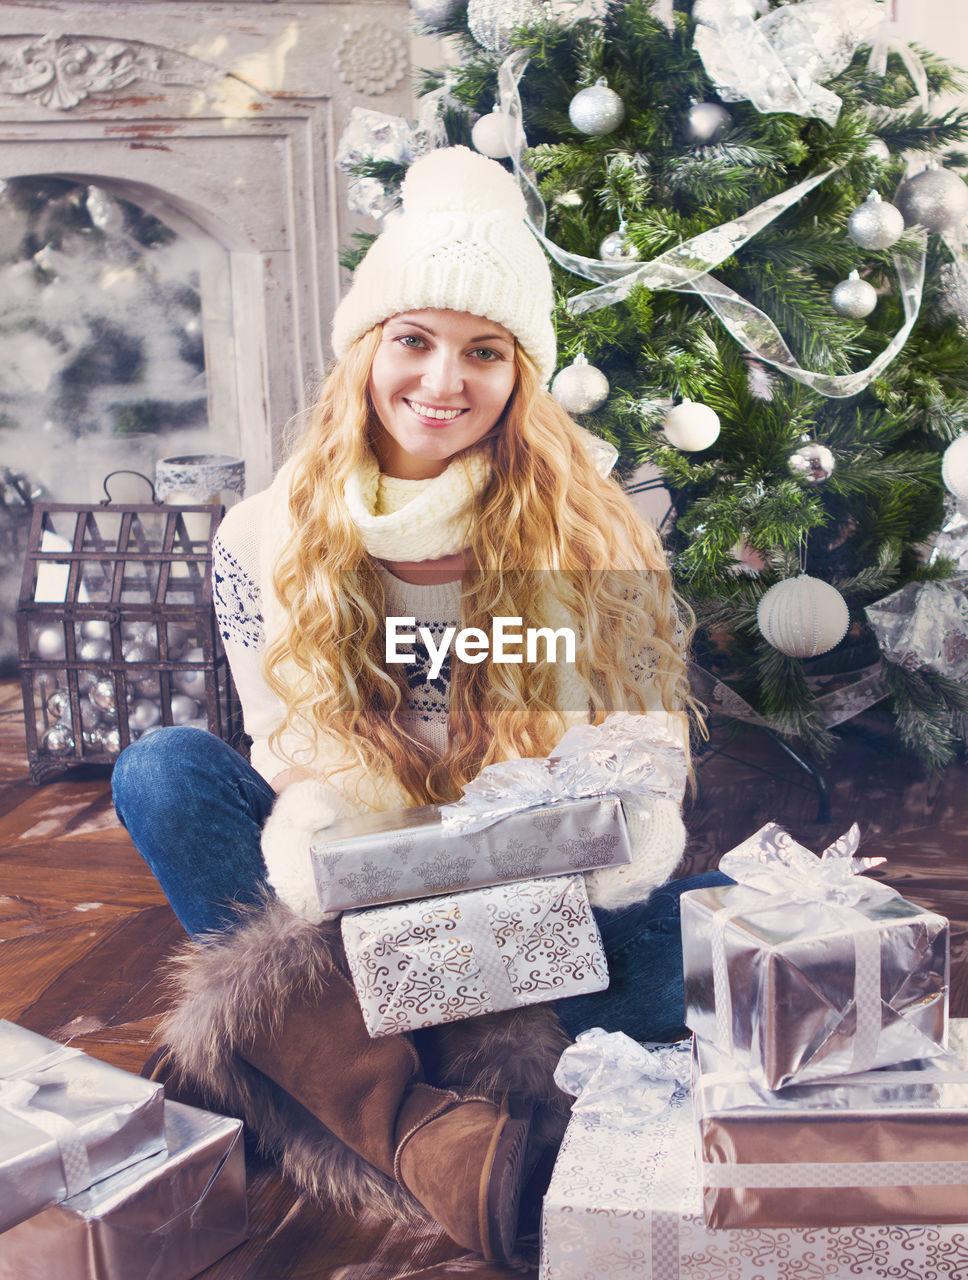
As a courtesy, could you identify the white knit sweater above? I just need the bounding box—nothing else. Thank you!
[213,477,688,920]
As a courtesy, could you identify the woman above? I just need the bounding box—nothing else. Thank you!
[112,146,725,1263]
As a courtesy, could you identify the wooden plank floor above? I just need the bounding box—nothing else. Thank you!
[2,678,968,1276]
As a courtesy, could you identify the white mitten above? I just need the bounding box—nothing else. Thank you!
[584,797,687,911]
[261,779,359,922]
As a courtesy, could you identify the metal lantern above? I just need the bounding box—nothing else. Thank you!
[16,472,242,783]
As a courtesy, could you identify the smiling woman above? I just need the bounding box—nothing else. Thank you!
[110,145,723,1266]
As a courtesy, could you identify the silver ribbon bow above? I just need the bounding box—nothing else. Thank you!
[719,821,891,907]
[0,1042,93,1198]
[440,710,687,835]
[554,1027,692,1129]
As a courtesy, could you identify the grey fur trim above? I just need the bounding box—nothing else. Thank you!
[158,895,573,1219]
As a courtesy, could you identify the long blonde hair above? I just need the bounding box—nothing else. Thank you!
[264,324,696,804]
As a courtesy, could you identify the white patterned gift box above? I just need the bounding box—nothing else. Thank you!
[312,710,686,913]
[681,822,949,1089]
[693,1026,968,1230]
[0,1100,247,1280]
[0,1020,167,1234]
[540,1030,968,1280]
[341,874,608,1037]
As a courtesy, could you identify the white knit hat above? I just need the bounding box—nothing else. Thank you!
[332,146,557,384]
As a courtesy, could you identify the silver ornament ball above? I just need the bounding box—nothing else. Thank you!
[42,723,75,755]
[129,698,162,732]
[99,727,122,756]
[684,101,732,145]
[90,677,117,713]
[789,442,836,484]
[174,649,208,698]
[45,689,71,721]
[471,111,514,160]
[568,81,625,137]
[122,639,159,664]
[942,435,968,505]
[79,698,101,732]
[410,0,462,24]
[663,400,721,451]
[466,0,544,52]
[551,356,610,414]
[831,272,877,319]
[847,194,904,251]
[897,168,968,234]
[122,620,156,643]
[170,693,200,725]
[34,625,66,661]
[599,228,640,262]
[757,574,850,658]
[78,637,113,664]
[80,619,112,642]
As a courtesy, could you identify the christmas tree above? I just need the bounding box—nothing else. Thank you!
[347,0,968,768]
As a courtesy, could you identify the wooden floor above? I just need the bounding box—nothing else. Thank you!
[2,677,968,1277]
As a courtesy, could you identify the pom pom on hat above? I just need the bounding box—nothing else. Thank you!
[332,146,556,383]
[400,145,526,218]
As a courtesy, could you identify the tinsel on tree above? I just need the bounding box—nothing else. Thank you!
[347,0,968,768]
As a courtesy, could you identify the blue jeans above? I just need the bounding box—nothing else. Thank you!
[112,726,729,1042]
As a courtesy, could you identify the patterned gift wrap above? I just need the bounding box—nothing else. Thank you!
[693,1028,968,1229]
[540,1041,968,1280]
[341,874,609,1037]
[0,1101,247,1280]
[312,795,630,913]
[0,1020,167,1234]
[681,823,949,1089]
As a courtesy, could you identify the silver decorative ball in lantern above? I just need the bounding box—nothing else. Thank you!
[896,168,968,234]
[122,639,159,664]
[79,698,101,732]
[122,620,156,644]
[830,271,877,319]
[942,435,968,506]
[471,110,515,159]
[599,225,640,261]
[46,689,71,721]
[684,101,732,145]
[129,699,162,733]
[662,400,721,451]
[411,0,462,24]
[466,0,544,52]
[847,192,904,251]
[90,677,117,714]
[76,669,101,696]
[170,693,200,725]
[551,355,610,414]
[80,619,112,642]
[34,625,66,660]
[757,574,850,658]
[78,637,113,664]
[789,442,836,484]
[568,80,625,137]
[174,648,208,698]
[42,723,75,755]
[99,727,122,755]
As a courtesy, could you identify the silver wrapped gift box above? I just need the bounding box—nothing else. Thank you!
[681,823,949,1089]
[0,1021,166,1233]
[0,1100,247,1280]
[312,710,687,913]
[342,873,609,1037]
[694,1025,968,1229]
[541,1031,968,1280]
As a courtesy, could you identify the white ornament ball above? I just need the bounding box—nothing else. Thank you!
[42,723,75,755]
[941,435,968,505]
[693,0,757,24]
[80,619,112,642]
[170,693,200,725]
[662,400,721,451]
[897,168,968,234]
[684,101,732,145]
[78,637,113,664]
[847,194,904,251]
[122,639,159,664]
[129,698,162,732]
[830,272,877,319]
[471,111,514,160]
[34,625,66,660]
[410,0,462,24]
[757,574,850,658]
[865,138,890,162]
[789,442,836,484]
[551,355,610,414]
[121,620,155,643]
[467,0,544,53]
[599,228,640,261]
[568,81,625,137]
[90,677,117,713]
[174,649,208,698]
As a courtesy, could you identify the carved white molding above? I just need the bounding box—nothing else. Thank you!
[335,22,408,95]
[0,33,219,110]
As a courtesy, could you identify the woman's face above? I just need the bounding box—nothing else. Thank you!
[368,308,517,479]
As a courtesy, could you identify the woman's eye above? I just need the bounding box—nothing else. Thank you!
[398,334,426,349]
[472,347,501,361]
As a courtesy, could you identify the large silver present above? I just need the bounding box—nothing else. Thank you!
[0,1020,166,1233]
[342,874,609,1037]
[694,1024,968,1229]
[0,1101,247,1280]
[312,710,686,912]
[681,823,948,1089]
[541,1030,968,1280]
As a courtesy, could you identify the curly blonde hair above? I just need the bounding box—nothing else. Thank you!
[264,324,696,805]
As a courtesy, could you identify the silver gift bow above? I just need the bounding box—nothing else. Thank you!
[866,574,968,681]
[440,710,687,834]
[0,1041,93,1198]
[713,822,898,1076]
[497,45,928,399]
[554,1027,692,1129]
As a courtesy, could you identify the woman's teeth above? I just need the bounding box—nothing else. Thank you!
[407,401,464,420]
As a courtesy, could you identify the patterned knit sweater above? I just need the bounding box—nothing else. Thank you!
[213,477,688,920]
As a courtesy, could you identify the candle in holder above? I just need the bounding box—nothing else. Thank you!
[154,455,245,506]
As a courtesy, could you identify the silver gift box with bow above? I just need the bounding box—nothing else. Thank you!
[681,823,949,1090]
[0,1020,167,1234]
[312,712,686,913]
